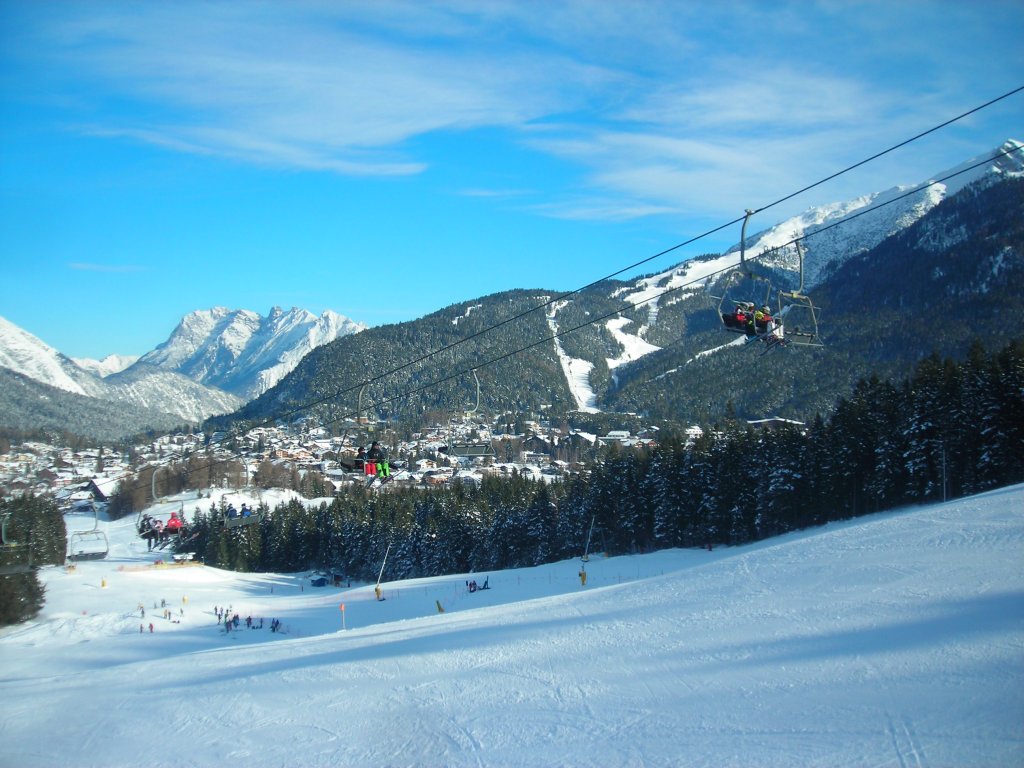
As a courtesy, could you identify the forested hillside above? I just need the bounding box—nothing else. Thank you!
[214,290,578,430]
[189,341,1023,581]
[606,176,1024,422]
[209,177,1023,436]
[0,367,188,444]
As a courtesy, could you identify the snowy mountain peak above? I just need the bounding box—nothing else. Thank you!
[71,353,139,378]
[138,306,366,400]
[0,314,100,397]
[0,305,366,435]
[0,314,240,425]
[939,138,1024,195]
[724,138,1024,288]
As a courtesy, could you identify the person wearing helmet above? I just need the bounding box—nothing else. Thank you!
[723,301,750,331]
[754,305,772,333]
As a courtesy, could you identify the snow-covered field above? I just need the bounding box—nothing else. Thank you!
[2,486,1022,767]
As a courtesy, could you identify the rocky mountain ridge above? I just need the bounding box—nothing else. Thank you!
[0,307,365,438]
[138,306,366,400]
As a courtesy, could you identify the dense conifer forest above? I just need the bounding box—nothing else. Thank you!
[0,495,66,625]
[184,340,1023,581]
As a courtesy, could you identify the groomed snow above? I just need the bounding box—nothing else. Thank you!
[547,302,599,413]
[605,317,661,370]
[2,485,1022,767]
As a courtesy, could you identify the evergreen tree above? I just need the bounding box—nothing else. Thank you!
[649,439,685,548]
[975,340,1024,489]
[0,569,44,626]
[0,495,64,626]
[903,355,948,502]
[140,338,1024,596]
[523,482,557,565]
[757,426,804,538]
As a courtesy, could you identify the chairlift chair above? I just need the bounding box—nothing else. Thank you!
[136,465,180,543]
[714,210,776,336]
[445,369,495,459]
[447,442,495,459]
[774,238,824,347]
[68,502,109,562]
[223,503,263,529]
[224,515,262,529]
[136,466,160,539]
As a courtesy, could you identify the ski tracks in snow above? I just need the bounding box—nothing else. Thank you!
[885,713,928,768]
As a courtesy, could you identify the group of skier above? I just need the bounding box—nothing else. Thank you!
[225,503,254,519]
[215,605,280,633]
[137,596,187,632]
[138,510,185,550]
[357,441,390,479]
[723,301,771,334]
[722,302,787,348]
[135,598,290,636]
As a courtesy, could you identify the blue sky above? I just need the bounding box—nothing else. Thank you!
[2,1,1022,359]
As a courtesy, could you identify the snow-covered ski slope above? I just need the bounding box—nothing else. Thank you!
[2,485,1022,767]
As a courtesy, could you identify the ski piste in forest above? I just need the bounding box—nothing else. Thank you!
[2,483,1021,767]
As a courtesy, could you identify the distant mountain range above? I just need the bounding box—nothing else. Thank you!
[2,140,1021,441]
[71,354,139,378]
[217,139,1023,432]
[0,307,365,439]
[134,306,366,401]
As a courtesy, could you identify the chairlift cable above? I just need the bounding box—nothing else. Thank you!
[107,100,1024,500]
[116,142,1024,497]
[751,84,1024,217]
[244,86,1024,432]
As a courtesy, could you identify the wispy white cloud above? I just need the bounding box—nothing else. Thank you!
[519,56,979,222]
[620,66,884,133]
[37,3,610,176]
[458,188,533,199]
[531,197,678,222]
[18,1,1021,221]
